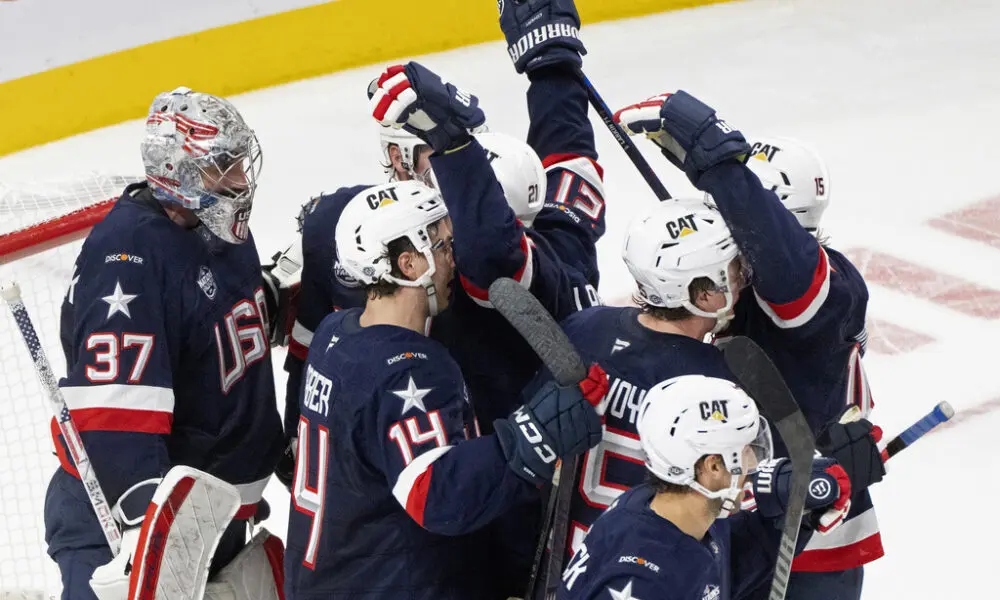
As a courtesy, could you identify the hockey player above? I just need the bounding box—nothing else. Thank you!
[46,87,284,600]
[559,374,883,600]
[283,180,608,599]
[615,93,884,600]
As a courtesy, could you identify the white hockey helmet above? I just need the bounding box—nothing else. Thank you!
[622,198,742,330]
[335,181,450,316]
[744,137,830,232]
[476,132,547,226]
[141,87,263,244]
[637,375,773,516]
[381,126,432,186]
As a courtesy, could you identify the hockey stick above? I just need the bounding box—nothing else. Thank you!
[488,277,587,600]
[838,402,954,462]
[575,70,672,201]
[719,336,814,600]
[1,281,123,556]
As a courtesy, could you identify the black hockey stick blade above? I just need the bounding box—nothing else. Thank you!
[720,336,815,600]
[488,277,586,599]
[488,277,586,386]
[575,69,672,202]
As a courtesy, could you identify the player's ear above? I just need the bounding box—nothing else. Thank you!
[388,144,405,176]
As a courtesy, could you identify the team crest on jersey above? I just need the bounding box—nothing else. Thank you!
[197,266,217,299]
[333,260,362,288]
[702,585,720,600]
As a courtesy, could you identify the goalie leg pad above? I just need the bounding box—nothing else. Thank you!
[204,529,285,600]
[127,466,241,600]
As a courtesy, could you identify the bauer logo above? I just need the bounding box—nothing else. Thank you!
[105,253,144,265]
[197,266,217,299]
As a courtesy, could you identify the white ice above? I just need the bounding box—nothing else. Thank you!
[2,0,998,597]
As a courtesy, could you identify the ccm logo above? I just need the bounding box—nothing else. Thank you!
[514,409,556,463]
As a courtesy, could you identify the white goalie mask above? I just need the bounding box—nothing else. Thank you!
[476,132,547,226]
[141,87,262,244]
[335,181,450,316]
[744,137,831,233]
[637,375,773,517]
[622,198,743,332]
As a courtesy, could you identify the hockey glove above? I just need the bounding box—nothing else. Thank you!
[817,418,885,496]
[260,240,303,347]
[498,0,587,74]
[369,62,486,154]
[493,364,607,486]
[614,91,750,184]
[751,457,852,534]
[274,436,297,493]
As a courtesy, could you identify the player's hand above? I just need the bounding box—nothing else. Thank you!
[751,457,853,534]
[261,240,303,347]
[493,364,608,485]
[274,436,297,493]
[90,527,141,600]
[498,0,587,74]
[369,62,485,154]
[817,417,886,495]
[614,91,750,184]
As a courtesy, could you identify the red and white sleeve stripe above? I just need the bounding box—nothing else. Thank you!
[844,343,874,417]
[390,445,453,527]
[792,506,884,572]
[754,247,832,329]
[460,234,536,309]
[60,384,175,434]
[288,319,315,360]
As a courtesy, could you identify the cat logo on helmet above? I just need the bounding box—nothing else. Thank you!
[699,400,730,422]
[748,141,782,162]
[197,266,217,299]
[666,214,699,239]
[366,186,400,210]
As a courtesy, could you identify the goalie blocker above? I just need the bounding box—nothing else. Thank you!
[89,466,284,600]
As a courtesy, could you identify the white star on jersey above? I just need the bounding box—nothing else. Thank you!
[608,580,642,600]
[101,280,138,320]
[391,375,433,415]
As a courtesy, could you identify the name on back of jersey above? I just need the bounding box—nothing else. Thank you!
[303,364,332,417]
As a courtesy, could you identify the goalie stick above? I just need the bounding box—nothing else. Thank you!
[487,277,587,600]
[718,336,814,600]
[1,281,123,555]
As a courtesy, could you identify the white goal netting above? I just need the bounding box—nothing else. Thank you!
[0,175,139,599]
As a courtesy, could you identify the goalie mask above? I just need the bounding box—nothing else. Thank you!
[637,375,773,517]
[744,136,830,233]
[141,87,263,245]
[335,181,450,316]
[622,198,744,332]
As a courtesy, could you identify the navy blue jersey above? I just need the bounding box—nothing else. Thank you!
[284,308,537,600]
[52,183,282,530]
[559,484,788,600]
[544,307,739,557]
[284,185,371,433]
[701,162,880,571]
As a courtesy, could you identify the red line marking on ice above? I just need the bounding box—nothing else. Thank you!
[845,248,1000,319]
[928,196,1000,251]
[864,319,935,355]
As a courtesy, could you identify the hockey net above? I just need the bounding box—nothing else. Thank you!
[0,175,140,599]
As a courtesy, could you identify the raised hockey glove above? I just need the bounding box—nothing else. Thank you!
[494,364,608,486]
[614,91,750,184]
[816,418,886,496]
[498,0,587,74]
[369,62,486,154]
[260,240,303,347]
[751,457,852,534]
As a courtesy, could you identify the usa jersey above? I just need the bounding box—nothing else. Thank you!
[51,183,282,538]
[284,185,370,433]
[551,307,738,557]
[285,308,538,600]
[701,161,880,571]
[559,484,788,600]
